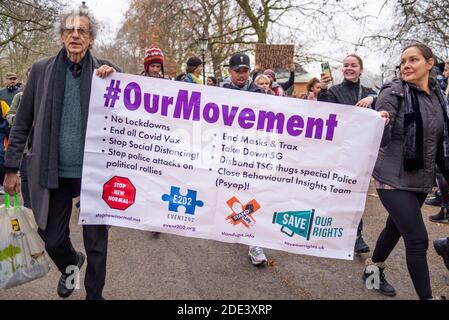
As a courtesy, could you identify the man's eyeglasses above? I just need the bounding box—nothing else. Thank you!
[63,27,89,37]
[7,77,17,80]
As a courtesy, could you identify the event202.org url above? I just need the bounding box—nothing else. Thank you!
[163,223,196,232]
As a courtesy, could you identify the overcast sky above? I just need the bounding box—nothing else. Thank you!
[73,0,395,85]
[74,0,129,39]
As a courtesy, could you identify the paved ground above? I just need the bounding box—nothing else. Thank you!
[1,182,449,300]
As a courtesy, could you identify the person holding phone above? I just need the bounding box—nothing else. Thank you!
[318,55,377,108]
[317,54,377,254]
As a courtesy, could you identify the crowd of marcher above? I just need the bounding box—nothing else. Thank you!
[1,4,448,300]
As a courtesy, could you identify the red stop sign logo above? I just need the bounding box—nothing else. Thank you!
[102,176,136,211]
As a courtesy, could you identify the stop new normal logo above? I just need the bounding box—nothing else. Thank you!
[102,176,136,210]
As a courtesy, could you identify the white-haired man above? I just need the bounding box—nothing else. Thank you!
[3,4,119,300]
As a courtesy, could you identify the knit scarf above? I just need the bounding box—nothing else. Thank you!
[39,48,94,188]
[188,73,203,84]
[403,82,449,171]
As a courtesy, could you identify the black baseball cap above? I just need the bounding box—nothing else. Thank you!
[229,53,250,70]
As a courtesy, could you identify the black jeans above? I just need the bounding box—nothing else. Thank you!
[372,189,431,300]
[37,178,109,300]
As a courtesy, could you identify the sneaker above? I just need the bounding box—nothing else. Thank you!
[57,251,86,298]
[362,263,396,297]
[354,235,370,254]
[429,207,449,223]
[425,193,442,207]
[433,237,449,271]
[248,246,267,265]
[429,296,447,300]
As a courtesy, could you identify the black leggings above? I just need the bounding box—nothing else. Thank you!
[372,189,431,300]
[436,170,449,206]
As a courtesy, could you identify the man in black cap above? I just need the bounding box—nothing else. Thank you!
[221,52,267,266]
[221,53,263,93]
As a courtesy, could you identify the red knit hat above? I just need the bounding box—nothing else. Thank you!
[144,45,164,74]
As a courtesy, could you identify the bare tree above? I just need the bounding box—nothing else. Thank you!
[391,0,449,59]
[350,0,449,67]
[176,0,252,78]
[0,0,62,82]
[98,0,375,80]
[235,0,359,44]
[104,0,252,79]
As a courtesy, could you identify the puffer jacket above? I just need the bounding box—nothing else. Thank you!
[318,79,377,106]
[373,79,447,193]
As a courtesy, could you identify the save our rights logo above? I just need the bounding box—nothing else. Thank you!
[272,210,344,240]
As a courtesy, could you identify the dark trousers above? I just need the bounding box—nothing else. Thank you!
[357,219,363,237]
[19,155,31,208]
[0,131,5,186]
[372,189,431,300]
[435,170,449,206]
[37,178,108,300]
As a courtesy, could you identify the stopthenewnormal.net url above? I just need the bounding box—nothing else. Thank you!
[95,213,141,222]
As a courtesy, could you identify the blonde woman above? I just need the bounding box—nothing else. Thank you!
[254,74,274,95]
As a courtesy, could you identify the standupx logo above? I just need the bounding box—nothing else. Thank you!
[226,196,261,229]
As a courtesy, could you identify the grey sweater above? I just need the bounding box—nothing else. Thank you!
[58,70,82,178]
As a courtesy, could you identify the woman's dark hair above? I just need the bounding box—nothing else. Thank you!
[186,65,198,74]
[306,77,320,92]
[207,76,217,86]
[345,54,364,70]
[402,43,434,61]
[402,42,436,84]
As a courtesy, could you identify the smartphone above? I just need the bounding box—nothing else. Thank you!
[321,62,333,81]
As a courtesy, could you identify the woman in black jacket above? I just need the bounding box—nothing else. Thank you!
[364,43,448,300]
[318,54,377,107]
[318,54,377,254]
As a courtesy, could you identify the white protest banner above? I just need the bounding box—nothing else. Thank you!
[80,72,384,260]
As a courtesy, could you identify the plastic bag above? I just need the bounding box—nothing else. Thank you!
[0,194,50,289]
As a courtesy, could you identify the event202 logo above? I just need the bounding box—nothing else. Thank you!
[272,210,344,240]
[162,186,204,223]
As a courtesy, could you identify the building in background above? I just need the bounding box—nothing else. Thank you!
[275,64,314,98]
